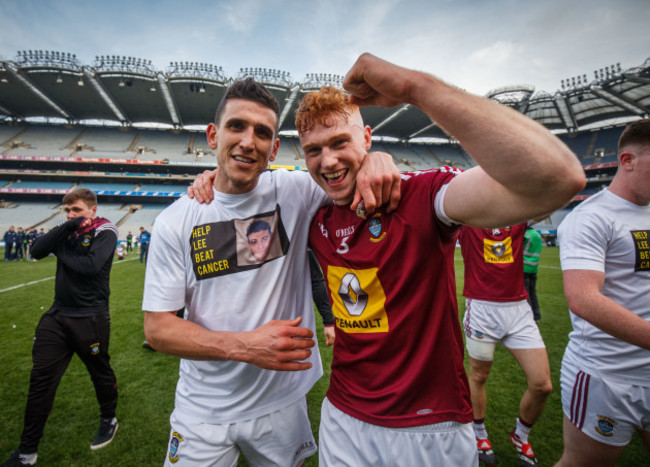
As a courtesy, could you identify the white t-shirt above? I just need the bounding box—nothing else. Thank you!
[143,169,330,423]
[558,189,650,385]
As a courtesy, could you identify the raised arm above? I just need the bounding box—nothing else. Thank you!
[343,53,586,227]
[563,269,650,351]
[56,228,116,275]
[143,311,316,370]
[30,218,82,259]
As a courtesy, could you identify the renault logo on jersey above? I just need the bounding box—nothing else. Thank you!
[483,237,514,263]
[491,242,506,257]
[368,214,386,243]
[327,266,389,333]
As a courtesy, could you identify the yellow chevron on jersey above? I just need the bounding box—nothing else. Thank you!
[483,237,514,263]
[327,266,389,333]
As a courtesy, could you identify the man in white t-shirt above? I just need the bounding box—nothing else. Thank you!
[141,78,400,466]
[556,119,650,466]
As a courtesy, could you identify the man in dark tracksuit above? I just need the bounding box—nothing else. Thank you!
[2,189,119,467]
[3,225,16,261]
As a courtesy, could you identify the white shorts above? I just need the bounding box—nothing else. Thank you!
[164,397,317,466]
[319,397,478,466]
[560,356,650,447]
[463,298,545,353]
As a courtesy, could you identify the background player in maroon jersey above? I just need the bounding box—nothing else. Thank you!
[459,223,552,466]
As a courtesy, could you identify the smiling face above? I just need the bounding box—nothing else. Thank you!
[300,111,371,205]
[207,98,279,195]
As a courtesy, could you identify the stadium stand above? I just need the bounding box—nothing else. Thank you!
[135,183,188,192]
[136,130,196,162]
[118,205,166,240]
[0,124,27,147]
[73,127,139,159]
[0,52,647,248]
[76,182,137,192]
[8,181,74,190]
[0,202,62,233]
[2,125,81,157]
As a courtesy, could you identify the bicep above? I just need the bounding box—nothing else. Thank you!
[444,167,554,228]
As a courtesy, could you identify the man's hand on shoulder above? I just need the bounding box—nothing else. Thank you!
[352,151,401,216]
[188,169,217,204]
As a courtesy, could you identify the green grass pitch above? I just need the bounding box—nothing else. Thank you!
[0,247,646,465]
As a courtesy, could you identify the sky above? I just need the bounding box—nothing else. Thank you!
[0,0,649,96]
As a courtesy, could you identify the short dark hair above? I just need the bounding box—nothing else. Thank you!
[214,78,280,131]
[618,118,650,152]
[62,188,97,207]
[246,220,271,238]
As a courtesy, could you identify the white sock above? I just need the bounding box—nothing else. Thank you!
[514,417,532,443]
[473,419,489,439]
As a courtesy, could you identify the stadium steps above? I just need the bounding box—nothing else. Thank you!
[289,139,303,160]
[2,127,30,148]
[188,134,196,153]
[34,206,66,229]
[115,206,134,227]
[128,131,144,153]
[583,133,598,160]
[65,128,88,156]
[423,146,444,166]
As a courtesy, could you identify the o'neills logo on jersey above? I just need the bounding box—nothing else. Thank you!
[368,214,386,243]
[327,266,389,334]
[319,222,329,238]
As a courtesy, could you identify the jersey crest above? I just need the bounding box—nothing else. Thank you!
[368,213,387,243]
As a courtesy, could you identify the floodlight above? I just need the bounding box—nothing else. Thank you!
[77,77,84,86]
[199,84,205,93]
[119,79,125,87]
[150,84,156,92]
[56,73,63,84]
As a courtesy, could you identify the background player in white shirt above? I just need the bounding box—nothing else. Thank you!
[556,119,650,466]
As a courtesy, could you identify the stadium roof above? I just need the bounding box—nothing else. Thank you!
[1,50,649,141]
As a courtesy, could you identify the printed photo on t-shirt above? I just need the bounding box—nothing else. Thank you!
[189,204,290,280]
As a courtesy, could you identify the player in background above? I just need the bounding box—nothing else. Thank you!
[2,188,119,467]
[459,223,552,466]
[555,119,650,466]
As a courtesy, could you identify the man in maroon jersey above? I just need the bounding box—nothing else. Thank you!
[458,223,552,466]
[295,53,585,465]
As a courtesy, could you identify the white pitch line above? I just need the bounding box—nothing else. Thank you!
[0,257,139,294]
[0,276,54,293]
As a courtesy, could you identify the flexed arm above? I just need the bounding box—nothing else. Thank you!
[343,53,586,228]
